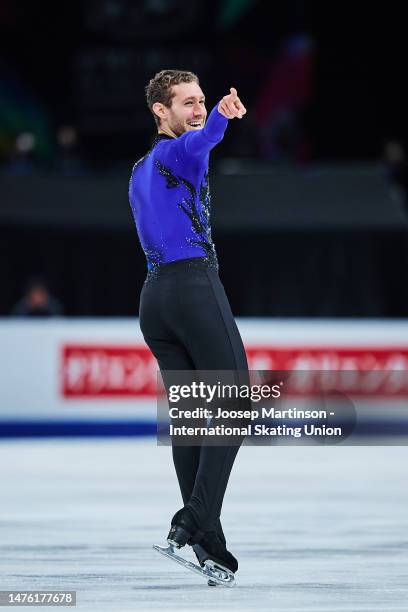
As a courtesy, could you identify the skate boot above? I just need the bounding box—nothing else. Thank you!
[192,531,238,586]
[167,507,200,548]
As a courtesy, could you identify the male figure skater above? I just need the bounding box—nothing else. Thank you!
[129,70,248,585]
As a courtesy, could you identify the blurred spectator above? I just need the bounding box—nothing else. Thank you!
[384,141,408,214]
[258,108,299,162]
[55,125,83,175]
[8,131,37,173]
[0,65,53,167]
[253,34,313,162]
[12,277,63,317]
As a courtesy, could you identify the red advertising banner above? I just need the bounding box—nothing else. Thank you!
[61,345,408,398]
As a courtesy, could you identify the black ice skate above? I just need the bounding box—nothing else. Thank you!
[166,507,198,547]
[192,532,238,587]
[153,509,236,587]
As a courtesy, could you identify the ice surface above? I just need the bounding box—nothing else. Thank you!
[1,437,408,611]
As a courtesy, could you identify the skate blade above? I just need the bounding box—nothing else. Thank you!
[203,559,235,587]
[153,544,235,587]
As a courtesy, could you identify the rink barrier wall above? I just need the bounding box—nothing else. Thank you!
[2,420,408,439]
[2,318,408,438]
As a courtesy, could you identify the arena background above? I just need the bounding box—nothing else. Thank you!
[1,2,408,610]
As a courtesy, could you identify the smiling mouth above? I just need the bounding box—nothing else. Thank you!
[188,121,202,128]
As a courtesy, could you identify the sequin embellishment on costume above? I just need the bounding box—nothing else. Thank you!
[155,161,216,261]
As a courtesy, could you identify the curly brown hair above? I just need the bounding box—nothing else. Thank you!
[145,70,199,128]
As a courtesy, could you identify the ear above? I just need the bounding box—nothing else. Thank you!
[152,102,167,122]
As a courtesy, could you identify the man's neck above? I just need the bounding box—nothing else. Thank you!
[158,126,177,139]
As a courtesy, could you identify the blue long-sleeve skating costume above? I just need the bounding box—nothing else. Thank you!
[129,105,228,270]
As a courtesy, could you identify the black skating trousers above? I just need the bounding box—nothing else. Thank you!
[139,257,249,541]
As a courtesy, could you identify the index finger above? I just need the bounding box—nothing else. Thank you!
[230,87,237,99]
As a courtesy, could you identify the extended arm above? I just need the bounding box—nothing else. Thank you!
[177,87,247,161]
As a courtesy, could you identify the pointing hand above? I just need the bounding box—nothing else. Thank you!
[218,87,247,120]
